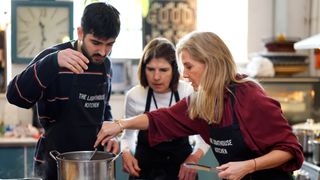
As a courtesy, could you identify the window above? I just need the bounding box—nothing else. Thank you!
[197,0,248,63]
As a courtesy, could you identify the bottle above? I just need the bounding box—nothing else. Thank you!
[314,49,320,69]
[0,121,4,136]
[304,119,315,156]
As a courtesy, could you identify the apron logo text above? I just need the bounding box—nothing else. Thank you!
[210,138,233,155]
[211,139,232,146]
[214,147,228,154]
[79,93,105,109]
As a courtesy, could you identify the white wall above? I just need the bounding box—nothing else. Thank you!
[248,0,273,54]
[247,0,312,77]
[275,0,310,38]
[197,0,248,63]
[0,94,32,126]
[248,0,310,55]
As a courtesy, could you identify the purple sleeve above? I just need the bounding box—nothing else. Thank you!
[147,97,210,146]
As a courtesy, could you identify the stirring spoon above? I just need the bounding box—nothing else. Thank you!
[89,148,98,160]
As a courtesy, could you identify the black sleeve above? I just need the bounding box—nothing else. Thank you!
[6,46,61,108]
[103,57,113,121]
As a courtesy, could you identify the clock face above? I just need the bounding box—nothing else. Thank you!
[16,6,70,58]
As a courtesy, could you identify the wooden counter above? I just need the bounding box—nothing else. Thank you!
[0,137,37,147]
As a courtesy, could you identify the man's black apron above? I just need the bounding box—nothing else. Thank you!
[209,84,293,180]
[130,88,192,180]
[33,61,109,180]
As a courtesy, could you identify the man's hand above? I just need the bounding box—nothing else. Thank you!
[122,150,141,177]
[105,138,120,154]
[57,48,89,74]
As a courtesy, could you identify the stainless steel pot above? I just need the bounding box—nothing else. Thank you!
[50,150,119,180]
[295,128,314,154]
[312,139,320,165]
[292,119,320,154]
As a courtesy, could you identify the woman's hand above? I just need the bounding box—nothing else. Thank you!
[179,150,203,180]
[216,160,254,180]
[122,150,141,177]
[94,121,122,148]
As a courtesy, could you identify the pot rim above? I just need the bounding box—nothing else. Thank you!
[53,150,115,162]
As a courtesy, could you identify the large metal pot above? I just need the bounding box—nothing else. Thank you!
[292,119,320,155]
[50,150,118,180]
[312,139,320,165]
[294,128,314,154]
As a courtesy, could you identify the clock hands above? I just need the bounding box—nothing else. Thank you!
[39,21,47,50]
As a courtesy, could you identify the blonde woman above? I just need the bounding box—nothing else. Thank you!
[95,31,304,180]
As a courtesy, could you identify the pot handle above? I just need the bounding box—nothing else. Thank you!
[111,151,122,163]
[49,150,61,161]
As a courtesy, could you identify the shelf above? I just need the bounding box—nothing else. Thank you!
[0,137,37,147]
[257,77,320,83]
[294,33,320,50]
[259,51,308,57]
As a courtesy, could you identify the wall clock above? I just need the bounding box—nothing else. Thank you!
[11,1,73,63]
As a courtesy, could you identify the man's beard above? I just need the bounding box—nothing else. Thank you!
[81,43,105,65]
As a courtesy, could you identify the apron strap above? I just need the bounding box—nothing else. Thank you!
[144,88,153,113]
[145,88,180,113]
[173,90,180,102]
[229,83,239,126]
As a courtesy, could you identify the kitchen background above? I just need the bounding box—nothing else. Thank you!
[0,0,317,129]
[0,0,320,179]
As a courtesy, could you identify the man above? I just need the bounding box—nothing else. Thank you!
[6,2,120,180]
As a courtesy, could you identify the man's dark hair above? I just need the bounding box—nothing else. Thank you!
[81,2,120,39]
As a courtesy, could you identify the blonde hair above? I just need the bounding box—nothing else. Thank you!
[176,31,247,124]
